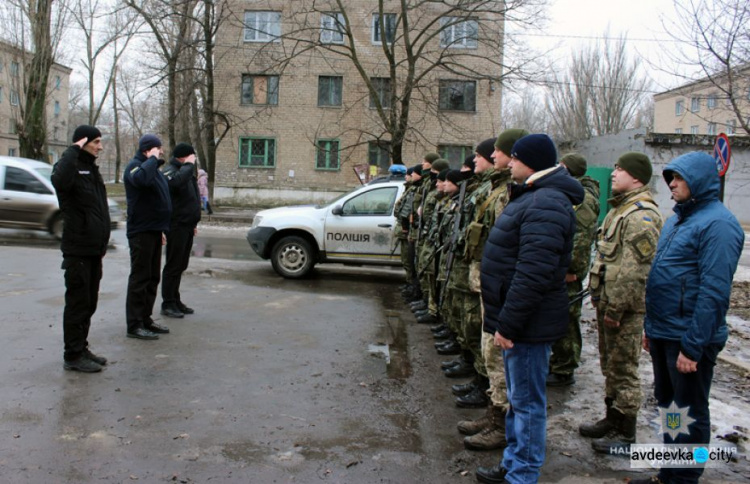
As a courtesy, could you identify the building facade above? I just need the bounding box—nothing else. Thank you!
[214,1,504,206]
[653,71,750,136]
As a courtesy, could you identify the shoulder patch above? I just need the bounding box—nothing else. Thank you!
[130,166,140,174]
[630,232,657,263]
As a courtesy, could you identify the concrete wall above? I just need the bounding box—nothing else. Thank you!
[561,128,750,224]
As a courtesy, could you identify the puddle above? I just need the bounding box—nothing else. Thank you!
[368,344,390,363]
[369,310,411,379]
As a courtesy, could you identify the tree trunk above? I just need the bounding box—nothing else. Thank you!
[113,66,122,183]
[202,0,217,199]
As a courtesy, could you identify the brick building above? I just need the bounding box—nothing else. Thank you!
[0,41,71,163]
[214,1,504,206]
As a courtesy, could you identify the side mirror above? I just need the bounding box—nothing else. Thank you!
[331,205,343,216]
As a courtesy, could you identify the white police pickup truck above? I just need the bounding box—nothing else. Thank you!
[246,179,406,278]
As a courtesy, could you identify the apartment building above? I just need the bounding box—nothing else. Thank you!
[0,41,71,163]
[653,69,750,136]
[214,0,504,205]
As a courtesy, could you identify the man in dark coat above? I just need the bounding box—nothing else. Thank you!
[123,134,172,340]
[476,134,584,484]
[51,125,111,372]
[160,143,201,318]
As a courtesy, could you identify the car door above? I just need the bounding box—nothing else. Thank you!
[323,185,400,263]
[0,165,55,227]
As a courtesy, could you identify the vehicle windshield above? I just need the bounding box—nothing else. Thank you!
[316,184,364,208]
[35,166,53,181]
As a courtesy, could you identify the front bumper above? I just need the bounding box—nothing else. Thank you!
[246,226,277,259]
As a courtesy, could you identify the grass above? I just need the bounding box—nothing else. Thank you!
[105,182,125,198]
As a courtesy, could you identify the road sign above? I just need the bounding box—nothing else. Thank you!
[713,133,731,177]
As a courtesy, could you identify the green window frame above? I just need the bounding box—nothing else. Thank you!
[316,139,340,171]
[438,144,472,167]
[239,137,276,168]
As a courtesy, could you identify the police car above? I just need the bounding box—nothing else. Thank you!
[246,177,406,278]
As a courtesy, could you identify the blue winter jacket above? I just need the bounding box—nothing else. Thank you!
[644,152,744,361]
[480,166,584,343]
[123,152,172,237]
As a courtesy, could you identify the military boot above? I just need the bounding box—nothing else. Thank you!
[455,375,489,408]
[457,403,492,435]
[452,376,479,396]
[463,405,507,450]
[579,397,615,438]
[591,411,636,455]
[444,351,476,378]
[441,355,464,370]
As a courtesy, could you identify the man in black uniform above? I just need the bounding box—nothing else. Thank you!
[51,125,111,372]
[161,143,201,318]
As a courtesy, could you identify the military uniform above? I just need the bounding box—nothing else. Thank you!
[549,175,600,378]
[394,181,415,282]
[421,194,450,317]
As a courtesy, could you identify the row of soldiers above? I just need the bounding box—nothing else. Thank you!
[390,130,666,470]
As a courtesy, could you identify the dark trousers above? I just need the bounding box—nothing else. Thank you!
[649,339,722,484]
[62,256,102,361]
[161,225,194,307]
[126,231,162,332]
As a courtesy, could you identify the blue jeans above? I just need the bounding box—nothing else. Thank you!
[649,339,721,484]
[501,342,552,484]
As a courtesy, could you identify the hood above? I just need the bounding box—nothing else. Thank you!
[256,204,319,220]
[532,165,585,205]
[663,152,719,203]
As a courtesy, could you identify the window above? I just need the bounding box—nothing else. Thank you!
[726,119,736,135]
[675,100,684,116]
[54,76,61,90]
[707,93,717,109]
[54,101,60,117]
[8,148,16,156]
[439,80,476,111]
[10,61,19,77]
[368,141,391,172]
[675,128,682,134]
[690,97,700,112]
[9,119,16,134]
[707,122,717,135]
[342,187,398,216]
[369,77,392,109]
[438,144,473,166]
[318,76,343,107]
[440,17,478,48]
[241,75,279,105]
[690,125,699,134]
[371,13,396,44]
[239,137,276,167]
[10,90,19,106]
[316,139,340,170]
[243,11,281,42]
[320,13,345,44]
[3,166,50,194]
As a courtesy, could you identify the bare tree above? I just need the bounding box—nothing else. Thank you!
[662,0,750,134]
[546,33,651,141]
[502,87,550,133]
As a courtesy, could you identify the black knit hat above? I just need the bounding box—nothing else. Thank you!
[411,165,423,176]
[475,138,496,164]
[446,169,463,186]
[72,125,102,146]
[463,155,475,172]
[560,153,587,177]
[406,166,414,175]
[616,151,653,185]
[138,134,162,153]
[173,142,196,159]
[510,134,557,172]
[437,168,449,181]
[495,128,530,156]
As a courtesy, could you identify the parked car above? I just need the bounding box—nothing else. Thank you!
[0,155,121,240]
[246,179,406,278]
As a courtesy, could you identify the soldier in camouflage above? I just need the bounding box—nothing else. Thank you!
[456,128,529,452]
[394,168,415,287]
[547,154,601,387]
[579,152,663,454]
[410,153,441,311]
[403,165,424,302]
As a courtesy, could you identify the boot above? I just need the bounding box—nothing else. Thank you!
[444,360,476,378]
[414,309,431,318]
[433,328,452,340]
[592,411,636,455]
[410,300,427,311]
[436,340,461,355]
[457,403,492,435]
[579,397,615,438]
[416,313,436,324]
[464,405,507,450]
[475,463,508,484]
[452,377,479,397]
[455,375,489,408]
[441,356,463,370]
[430,323,447,334]
[546,372,575,387]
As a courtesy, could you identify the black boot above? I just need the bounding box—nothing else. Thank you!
[416,312,437,324]
[456,375,489,408]
[436,340,461,355]
[475,463,508,484]
[430,323,447,334]
[452,376,479,396]
[579,397,615,438]
[592,410,637,455]
[441,356,463,370]
[444,351,476,378]
[433,328,452,340]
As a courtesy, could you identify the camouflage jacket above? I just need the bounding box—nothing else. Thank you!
[418,180,439,244]
[568,176,601,281]
[408,179,424,241]
[437,190,462,282]
[419,195,450,276]
[394,182,414,240]
[445,172,488,291]
[589,186,663,321]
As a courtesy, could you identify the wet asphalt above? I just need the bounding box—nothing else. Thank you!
[0,227,747,483]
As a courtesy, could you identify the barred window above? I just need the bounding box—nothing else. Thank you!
[239,137,276,168]
[318,76,343,106]
[439,80,476,111]
[316,139,340,170]
[369,77,391,109]
[241,75,279,105]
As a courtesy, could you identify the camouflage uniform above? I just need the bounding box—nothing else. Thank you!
[549,175,600,376]
[417,180,439,296]
[436,189,463,332]
[589,186,662,418]
[421,195,450,316]
[394,181,415,282]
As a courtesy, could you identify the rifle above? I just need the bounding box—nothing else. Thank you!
[436,180,468,313]
[416,237,450,278]
[569,288,590,306]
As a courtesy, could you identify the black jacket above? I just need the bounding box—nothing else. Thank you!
[51,145,111,257]
[480,166,584,343]
[162,159,201,228]
[123,152,172,237]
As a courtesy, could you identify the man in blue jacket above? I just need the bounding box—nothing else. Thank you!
[630,152,744,484]
[476,134,584,484]
[123,134,173,340]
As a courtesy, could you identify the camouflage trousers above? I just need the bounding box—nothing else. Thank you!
[481,330,509,410]
[442,288,459,333]
[596,307,644,418]
[549,281,583,376]
[451,290,482,361]
[399,238,412,282]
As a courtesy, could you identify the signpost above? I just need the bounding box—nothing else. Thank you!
[713,133,731,202]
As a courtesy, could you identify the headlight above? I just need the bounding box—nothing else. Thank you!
[250,215,262,229]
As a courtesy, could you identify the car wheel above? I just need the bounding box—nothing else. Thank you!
[271,236,315,278]
[50,214,64,240]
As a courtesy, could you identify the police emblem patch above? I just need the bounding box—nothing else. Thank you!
[656,401,695,440]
